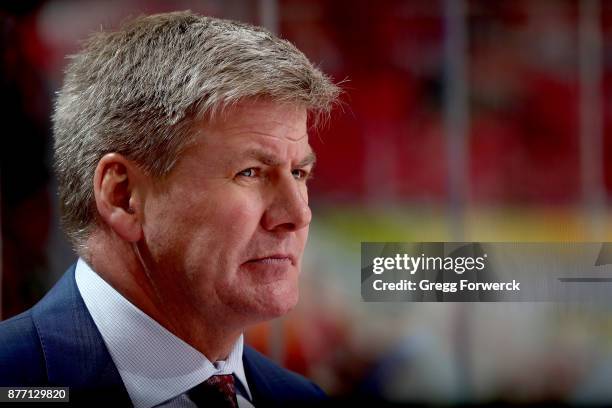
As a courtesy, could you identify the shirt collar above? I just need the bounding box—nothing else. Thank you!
[75,258,252,408]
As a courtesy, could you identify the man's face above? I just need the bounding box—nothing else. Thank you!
[140,101,313,327]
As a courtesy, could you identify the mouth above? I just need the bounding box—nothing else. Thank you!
[244,254,296,266]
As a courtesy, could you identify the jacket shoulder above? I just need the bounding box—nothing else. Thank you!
[244,345,326,402]
[0,309,47,385]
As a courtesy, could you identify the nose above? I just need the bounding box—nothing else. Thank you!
[261,176,312,233]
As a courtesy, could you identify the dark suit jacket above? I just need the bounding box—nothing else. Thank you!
[0,264,326,406]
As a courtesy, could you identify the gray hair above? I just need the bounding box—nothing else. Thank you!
[52,11,340,250]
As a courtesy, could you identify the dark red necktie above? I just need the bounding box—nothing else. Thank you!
[188,374,239,408]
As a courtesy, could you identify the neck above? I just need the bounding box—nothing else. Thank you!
[85,233,240,362]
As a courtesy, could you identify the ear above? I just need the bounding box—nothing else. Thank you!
[93,153,146,242]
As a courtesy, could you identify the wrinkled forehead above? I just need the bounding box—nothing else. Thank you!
[203,99,308,138]
[179,100,311,164]
[192,100,309,149]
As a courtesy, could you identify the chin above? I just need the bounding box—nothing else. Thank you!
[254,285,299,321]
[220,277,299,324]
[272,292,299,316]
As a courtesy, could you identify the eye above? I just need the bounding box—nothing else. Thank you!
[237,168,259,178]
[292,169,310,180]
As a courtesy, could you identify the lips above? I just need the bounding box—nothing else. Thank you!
[244,254,296,266]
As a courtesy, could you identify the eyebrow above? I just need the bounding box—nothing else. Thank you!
[244,149,317,168]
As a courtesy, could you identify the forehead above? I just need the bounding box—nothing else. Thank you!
[193,101,310,155]
[212,101,308,140]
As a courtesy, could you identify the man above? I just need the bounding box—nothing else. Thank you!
[0,11,340,407]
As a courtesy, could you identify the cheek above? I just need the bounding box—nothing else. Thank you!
[144,186,266,266]
[228,199,262,222]
[219,198,264,238]
[187,195,265,266]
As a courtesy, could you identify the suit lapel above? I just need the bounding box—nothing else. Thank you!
[243,346,274,405]
[243,345,290,406]
[31,264,131,404]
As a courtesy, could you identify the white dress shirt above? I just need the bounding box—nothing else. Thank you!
[75,258,255,408]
